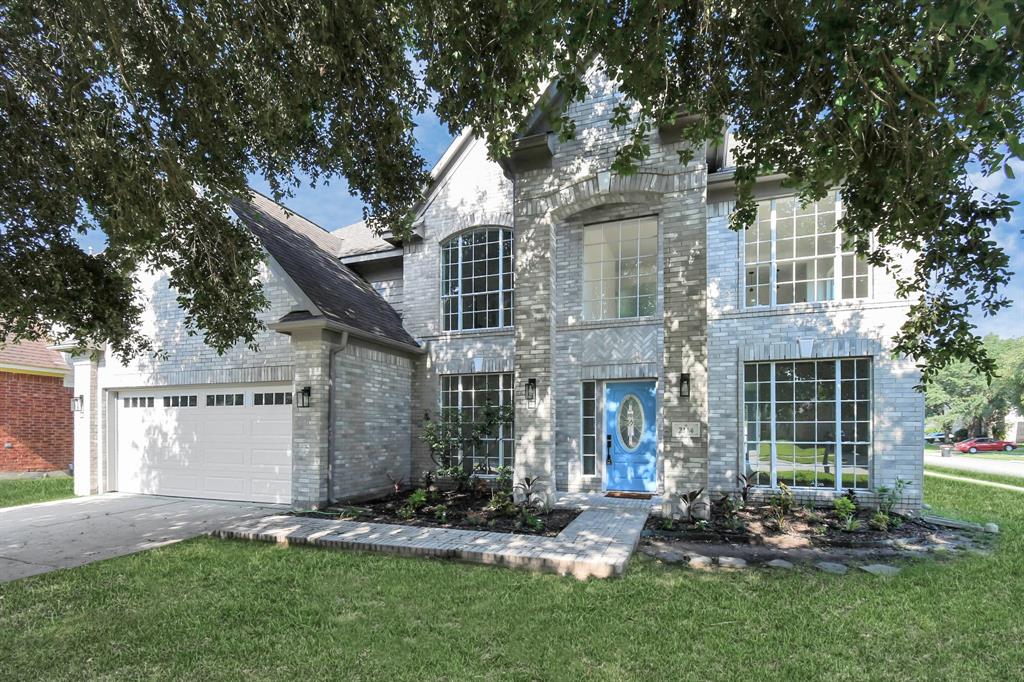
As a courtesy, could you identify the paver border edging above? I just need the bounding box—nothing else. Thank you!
[214,501,651,580]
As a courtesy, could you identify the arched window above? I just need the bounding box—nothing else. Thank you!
[441,227,513,331]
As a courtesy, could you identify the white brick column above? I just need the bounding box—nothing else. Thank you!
[289,328,341,509]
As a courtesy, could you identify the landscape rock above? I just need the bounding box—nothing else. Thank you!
[984,523,1000,534]
[815,561,848,575]
[859,563,902,577]
[687,553,713,569]
[649,547,687,563]
[717,556,747,569]
[765,559,794,570]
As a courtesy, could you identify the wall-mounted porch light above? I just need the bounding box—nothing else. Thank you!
[679,373,691,399]
[71,395,84,412]
[297,386,311,409]
[525,378,537,406]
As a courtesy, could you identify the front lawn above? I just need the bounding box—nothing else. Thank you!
[925,464,1024,488]
[1,476,1022,681]
[0,477,73,508]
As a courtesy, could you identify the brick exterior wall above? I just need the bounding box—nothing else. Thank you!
[402,136,515,478]
[0,371,73,472]
[705,200,924,511]
[332,340,413,501]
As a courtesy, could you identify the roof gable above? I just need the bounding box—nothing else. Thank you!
[231,193,418,350]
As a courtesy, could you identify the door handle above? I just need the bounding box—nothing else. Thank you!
[606,434,613,465]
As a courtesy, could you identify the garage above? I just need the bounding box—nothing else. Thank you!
[114,384,292,503]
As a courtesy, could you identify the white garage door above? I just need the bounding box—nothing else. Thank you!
[115,384,292,503]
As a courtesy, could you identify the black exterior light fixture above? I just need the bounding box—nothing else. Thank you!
[679,373,691,399]
[297,386,312,408]
[525,378,537,405]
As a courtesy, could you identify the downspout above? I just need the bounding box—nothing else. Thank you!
[326,332,349,506]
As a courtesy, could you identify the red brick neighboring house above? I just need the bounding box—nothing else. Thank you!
[0,337,73,474]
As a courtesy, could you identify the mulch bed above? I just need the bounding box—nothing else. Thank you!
[643,504,990,556]
[293,489,581,537]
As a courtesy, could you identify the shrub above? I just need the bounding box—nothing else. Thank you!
[834,495,857,523]
[869,510,890,532]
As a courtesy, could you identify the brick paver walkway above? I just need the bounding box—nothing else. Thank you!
[214,493,654,579]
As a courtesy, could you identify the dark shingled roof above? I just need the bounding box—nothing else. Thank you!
[230,192,418,350]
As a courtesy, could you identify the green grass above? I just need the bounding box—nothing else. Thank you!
[925,465,1024,488]
[0,477,73,508]
[959,452,1024,462]
[1,477,1022,681]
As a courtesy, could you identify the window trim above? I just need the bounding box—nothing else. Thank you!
[743,192,871,310]
[439,226,514,333]
[744,357,873,491]
[438,372,515,474]
[580,381,599,478]
[581,216,660,323]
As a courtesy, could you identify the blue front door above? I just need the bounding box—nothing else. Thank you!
[605,380,657,492]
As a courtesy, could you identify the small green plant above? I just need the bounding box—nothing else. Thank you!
[869,510,890,532]
[769,482,794,515]
[834,495,857,524]
[716,493,744,531]
[519,508,544,531]
[494,466,514,492]
[398,488,429,518]
[736,472,757,506]
[841,516,862,533]
[677,487,705,523]
[514,475,546,508]
[466,511,487,526]
[876,478,908,516]
[433,504,448,523]
[659,517,676,531]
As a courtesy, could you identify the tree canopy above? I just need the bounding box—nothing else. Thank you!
[1,1,1021,382]
[925,335,1024,437]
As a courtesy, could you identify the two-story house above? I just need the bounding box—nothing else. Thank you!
[65,71,924,514]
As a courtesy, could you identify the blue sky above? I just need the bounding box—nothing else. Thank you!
[78,109,1024,337]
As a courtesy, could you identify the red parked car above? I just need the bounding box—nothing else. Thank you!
[954,437,1017,454]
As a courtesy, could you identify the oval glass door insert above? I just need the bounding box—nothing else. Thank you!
[618,394,644,450]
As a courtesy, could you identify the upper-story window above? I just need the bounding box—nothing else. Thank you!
[441,227,513,331]
[745,191,869,308]
[583,217,658,321]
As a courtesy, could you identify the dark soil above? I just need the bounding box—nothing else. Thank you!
[644,504,941,550]
[292,489,581,537]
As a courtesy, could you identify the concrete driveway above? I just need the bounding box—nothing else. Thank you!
[0,494,282,583]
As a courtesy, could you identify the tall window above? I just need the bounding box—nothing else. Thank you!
[441,227,513,331]
[583,217,658,320]
[745,192,869,307]
[581,381,597,476]
[440,373,514,473]
[744,358,871,490]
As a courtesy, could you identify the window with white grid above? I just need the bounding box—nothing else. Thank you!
[744,192,869,307]
[581,381,597,476]
[440,373,514,473]
[583,217,658,320]
[441,228,513,331]
[744,358,871,490]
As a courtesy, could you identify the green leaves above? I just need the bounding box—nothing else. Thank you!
[1,0,1021,381]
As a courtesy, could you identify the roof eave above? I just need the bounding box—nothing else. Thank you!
[270,315,424,355]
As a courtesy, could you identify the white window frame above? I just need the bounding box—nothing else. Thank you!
[439,372,515,474]
[743,358,872,491]
[581,381,598,477]
[582,216,659,322]
[743,192,871,309]
[440,227,514,332]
